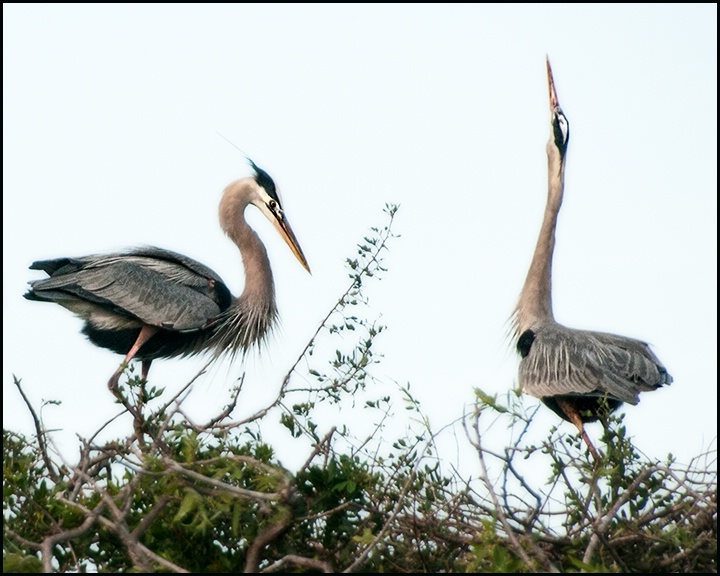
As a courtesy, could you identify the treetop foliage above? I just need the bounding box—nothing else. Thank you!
[4,205,717,573]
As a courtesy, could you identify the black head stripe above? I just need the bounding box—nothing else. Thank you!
[553,109,570,156]
[249,159,279,202]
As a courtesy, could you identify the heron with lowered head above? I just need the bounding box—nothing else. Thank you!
[25,159,311,391]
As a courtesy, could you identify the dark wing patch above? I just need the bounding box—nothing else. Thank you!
[517,329,535,358]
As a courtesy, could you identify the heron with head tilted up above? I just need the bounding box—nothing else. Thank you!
[25,160,311,390]
[511,58,672,460]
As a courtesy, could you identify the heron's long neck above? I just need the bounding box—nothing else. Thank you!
[209,186,278,357]
[219,193,276,314]
[237,225,276,306]
[515,147,565,334]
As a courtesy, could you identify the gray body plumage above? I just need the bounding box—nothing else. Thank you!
[516,323,671,423]
[25,247,238,359]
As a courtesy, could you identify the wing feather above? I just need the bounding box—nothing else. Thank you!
[25,247,232,332]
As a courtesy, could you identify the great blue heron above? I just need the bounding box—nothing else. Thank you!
[511,58,672,459]
[24,160,311,390]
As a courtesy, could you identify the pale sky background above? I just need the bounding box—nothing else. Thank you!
[3,4,717,474]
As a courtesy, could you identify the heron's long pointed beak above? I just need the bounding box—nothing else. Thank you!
[274,216,311,274]
[546,56,560,110]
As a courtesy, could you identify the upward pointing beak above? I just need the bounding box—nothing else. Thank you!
[546,56,560,110]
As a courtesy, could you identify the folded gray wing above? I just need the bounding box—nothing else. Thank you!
[26,248,232,331]
[519,324,672,404]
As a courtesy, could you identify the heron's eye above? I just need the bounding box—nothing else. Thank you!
[268,199,284,218]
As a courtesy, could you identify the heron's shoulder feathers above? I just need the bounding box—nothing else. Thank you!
[518,323,672,404]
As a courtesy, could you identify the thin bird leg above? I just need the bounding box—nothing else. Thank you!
[108,325,158,391]
[555,397,600,461]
